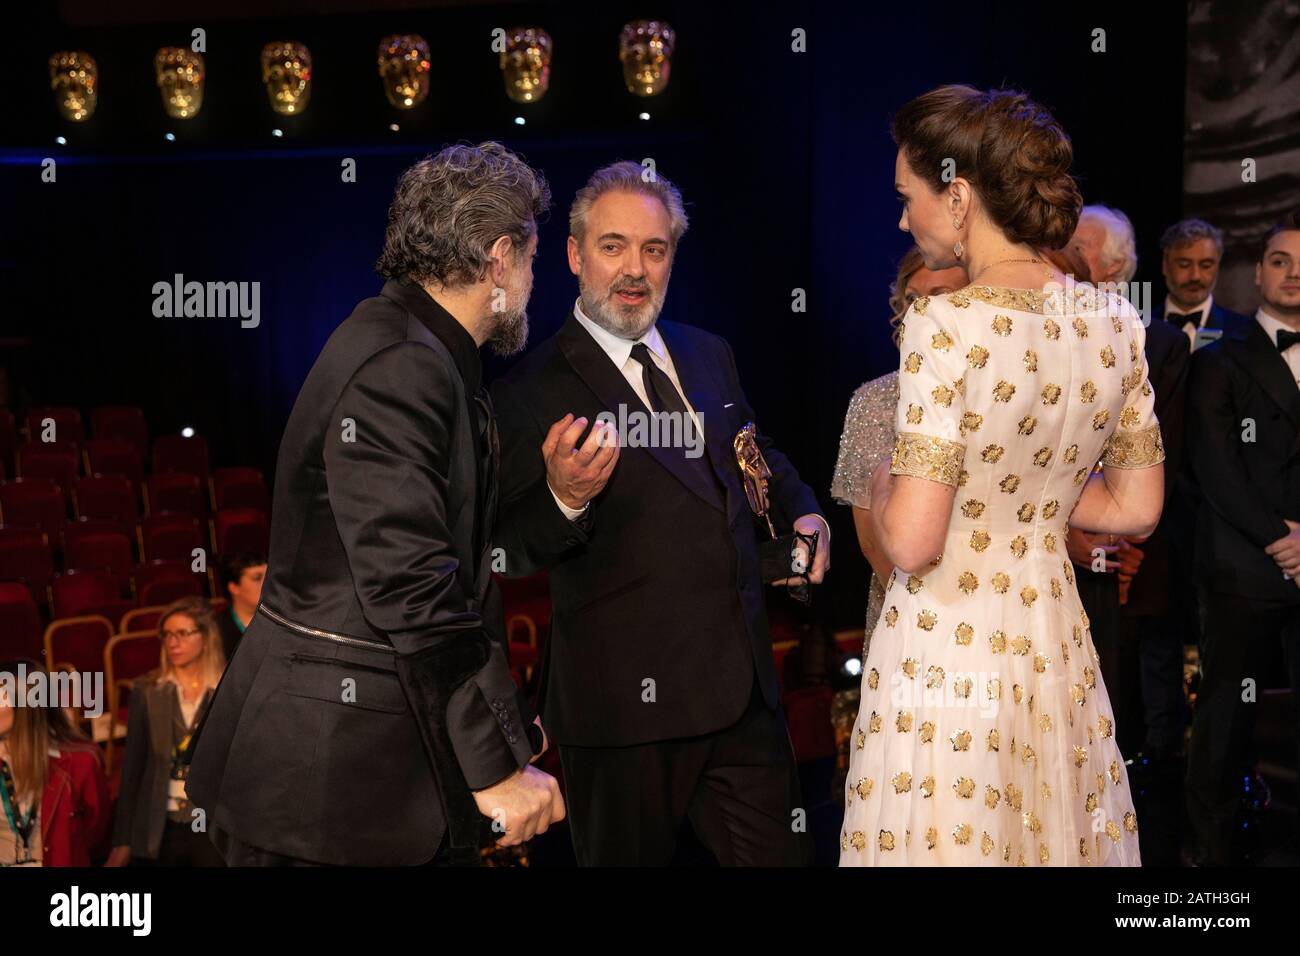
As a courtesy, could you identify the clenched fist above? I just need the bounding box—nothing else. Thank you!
[544,413,620,511]
[473,765,566,847]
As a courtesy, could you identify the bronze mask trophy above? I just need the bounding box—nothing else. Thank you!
[734,423,818,601]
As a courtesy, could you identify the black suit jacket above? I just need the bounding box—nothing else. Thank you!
[186,278,536,865]
[1187,314,1300,604]
[1154,298,1249,338]
[1121,315,1191,616]
[492,313,821,747]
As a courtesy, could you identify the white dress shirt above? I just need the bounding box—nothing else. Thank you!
[549,300,704,520]
[1256,306,1300,389]
[1165,293,1214,350]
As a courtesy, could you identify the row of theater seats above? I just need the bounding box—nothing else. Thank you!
[0,403,270,664]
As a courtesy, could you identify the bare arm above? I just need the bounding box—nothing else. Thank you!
[868,466,957,574]
[852,504,895,583]
[1068,463,1164,538]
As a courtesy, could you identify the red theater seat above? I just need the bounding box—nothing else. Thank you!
[140,513,204,564]
[0,582,43,660]
[25,406,85,445]
[83,438,145,487]
[0,478,66,544]
[212,508,270,556]
[153,434,210,480]
[210,466,269,512]
[91,406,149,461]
[0,526,55,605]
[145,472,206,519]
[74,473,139,526]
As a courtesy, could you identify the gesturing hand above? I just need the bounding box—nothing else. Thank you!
[473,765,566,847]
[543,413,620,511]
[1266,519,1300,578]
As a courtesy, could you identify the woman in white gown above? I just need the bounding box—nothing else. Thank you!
[840,85,1164,866]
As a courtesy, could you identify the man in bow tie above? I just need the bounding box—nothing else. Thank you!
[1184,211,1300,866]
[1155,218,1249,351]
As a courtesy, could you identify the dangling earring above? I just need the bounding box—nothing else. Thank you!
[953,239,964,260]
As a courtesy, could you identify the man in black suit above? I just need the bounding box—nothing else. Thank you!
[187,143,566,866]
[1185,212,1300,865]
[493,161,829,866]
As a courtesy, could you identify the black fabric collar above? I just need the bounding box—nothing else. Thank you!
[381,277,483,394]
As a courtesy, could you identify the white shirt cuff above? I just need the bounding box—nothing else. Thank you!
[549,484,588,521]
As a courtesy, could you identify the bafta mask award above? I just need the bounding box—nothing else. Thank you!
[377,34,431,109]
[49,50,97,122]
[154,47,205,119]
[499,27,551,104]
[261,41,312,115]
[734,423,818,600]
[619,19,674,97]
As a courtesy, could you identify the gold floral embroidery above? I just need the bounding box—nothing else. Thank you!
[1102,423,1165,468]
[966,345,989,368]
[970,530,990,551]
[930,329,952,351]
[1092,409,1110,430]
[992,571,1010,593]
[992,314,1013,336]
[1080,380,1097,403]
[1018,415,1037,435]
[1100,345,1116,368]
[932,383,955,406]
[1119,405,1140,427]
[1063,443,1079,463]
[958,571,978,594]
[1041,383,1061,404]
[993,380,1016,402]
[905,574,923,594]
[1042,499,1060,519]
[981,443,1005,463]
[890,431,965,485]
[1010,535,1027,558]
[1033,447,1053,467]
[905,403,923,424]
[913,295,930,316]
[947,285,1053,313]
[955,622,974,645]
[917,610,937,630]
[903,352,923,373]
[1072,316,1089,338]
[1044,318,1061,339]
[1000,474,1021,493]
[1023,349,1038,372]
[960,411,983,436]
[990,630,1007,653]
[961,499,985,518]
[1017,502,1035,522]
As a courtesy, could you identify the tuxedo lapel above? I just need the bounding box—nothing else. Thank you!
[657,321,746,524]
[557,314,724,512]
[1234,320,1300,445]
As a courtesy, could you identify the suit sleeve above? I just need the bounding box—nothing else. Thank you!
[1101,312,1166,469]
[1186,344,1292,548]
[491,374,591,578]
[889,297,967,485]
[325,342,531,789]
[1150,321,1190,506]
[718,336,822,528]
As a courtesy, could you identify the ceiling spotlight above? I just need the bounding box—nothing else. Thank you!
[55,135,67,145]
[181,426,195,438]
[514,115,526,126]
[843,656,863,678]
[271,128,283,137]
[388,123,400,132]
[164,131,176,142]
[638,111,651,121]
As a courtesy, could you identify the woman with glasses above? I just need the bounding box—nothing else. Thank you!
[106,597,227,866]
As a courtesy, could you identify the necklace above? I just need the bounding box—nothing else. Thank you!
[972,256,1045,283]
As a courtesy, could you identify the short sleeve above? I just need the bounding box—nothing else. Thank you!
[1102,311,1166,469]
[831,373,898,509]
[889,296,967,486]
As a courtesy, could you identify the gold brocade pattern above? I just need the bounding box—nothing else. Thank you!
[841,287,1149,868]
[1101,423,1165,468]
[890,431,965,486]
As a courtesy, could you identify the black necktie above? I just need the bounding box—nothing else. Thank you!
[1277,328,1300,352]
[629,342,722,493]
[1168,311,1201,330]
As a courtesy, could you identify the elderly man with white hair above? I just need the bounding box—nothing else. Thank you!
[1070,203,1139,285]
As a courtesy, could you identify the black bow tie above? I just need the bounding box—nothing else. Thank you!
[1168,310,1202,329]
[1278,328,1300,352]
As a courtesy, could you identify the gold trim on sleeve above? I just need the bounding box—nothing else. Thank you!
[890,431,966,486]
[1101,422,1165,468]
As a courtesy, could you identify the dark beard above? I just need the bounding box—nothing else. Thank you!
[487,307,529,357]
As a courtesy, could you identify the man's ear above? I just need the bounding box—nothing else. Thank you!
[487,234,514,287]
[1255,260,1263,290]
[566,235,582,276]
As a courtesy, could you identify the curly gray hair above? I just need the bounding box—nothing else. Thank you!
[376,142,551,288]
[569,160,689,247]
[1079,204,1138,284]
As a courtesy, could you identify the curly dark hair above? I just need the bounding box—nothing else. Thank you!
[376,141,551,288]
[891,85,1082,251]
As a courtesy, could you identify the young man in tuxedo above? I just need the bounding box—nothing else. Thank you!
[1184,211,1300,865]
[492,161,829,866]
[186,143,566,866]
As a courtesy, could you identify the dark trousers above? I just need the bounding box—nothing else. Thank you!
[136,819,228,867]
[1124,611,1187,756]
[558,677,811,866]
[216,828,480,867]
[1186,591,1300,864]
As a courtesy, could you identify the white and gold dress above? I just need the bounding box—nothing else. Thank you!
[839,284,1163,866]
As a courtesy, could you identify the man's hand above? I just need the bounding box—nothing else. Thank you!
[1066,527,1119,572]
[771,513,831,586]
[1266,519,1300,577]
[472,765,565,847]
[104,846,131,867]
[543,413,619,511]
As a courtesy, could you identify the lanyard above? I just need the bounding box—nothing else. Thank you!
[0,758,36,863]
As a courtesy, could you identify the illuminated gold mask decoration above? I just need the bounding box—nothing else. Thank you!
[499,27,552,104]
[49,50,98,122]
[377,34,430,109]
[619,20,675,97]
[261,41,312,115]
[155,47,205,119]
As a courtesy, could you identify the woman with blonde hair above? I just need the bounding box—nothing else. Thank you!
[107,596,227,866]
[0,658,110,866]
